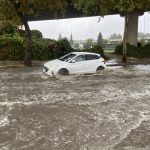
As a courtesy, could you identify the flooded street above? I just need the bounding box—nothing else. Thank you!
[0,63,150,150]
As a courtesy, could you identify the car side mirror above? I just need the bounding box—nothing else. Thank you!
[70,60,76,63]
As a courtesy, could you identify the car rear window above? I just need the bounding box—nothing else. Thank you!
[85,55,100,60]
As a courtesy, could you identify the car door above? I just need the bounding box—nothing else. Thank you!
[67,55,87,74]
[84,54,100,73]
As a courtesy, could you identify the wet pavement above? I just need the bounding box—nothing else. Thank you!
[0,61,150,150]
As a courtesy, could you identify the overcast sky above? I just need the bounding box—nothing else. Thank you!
[29,12,150,41]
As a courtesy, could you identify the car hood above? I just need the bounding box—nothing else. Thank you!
[44,59,67,68]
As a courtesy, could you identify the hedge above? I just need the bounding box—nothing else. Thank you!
[0,33,108,61]
[0,35,73,61]
[0,35,24,61]
[115,43,150,58]
[31,38,73,60]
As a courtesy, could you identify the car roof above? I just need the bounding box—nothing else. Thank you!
[71,52,100,56]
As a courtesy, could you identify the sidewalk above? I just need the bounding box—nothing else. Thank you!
[106,53,150,66]
[0,61,45,68]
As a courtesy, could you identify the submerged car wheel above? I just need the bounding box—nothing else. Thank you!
[96,66,104,73]
[58,68,69,75]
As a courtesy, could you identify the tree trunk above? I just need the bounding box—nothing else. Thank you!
[22,18,32,66]
[126,11,139,46]
[122,14,129,63]
[10,0,32,66]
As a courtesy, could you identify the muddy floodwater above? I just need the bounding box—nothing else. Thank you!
[0,63,150,150]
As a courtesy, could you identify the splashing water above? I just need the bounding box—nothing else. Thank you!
[0,64,150,150]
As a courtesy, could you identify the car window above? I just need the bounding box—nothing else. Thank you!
[85,55,100,60]
[73,55,86,62]
[59,54,76,62]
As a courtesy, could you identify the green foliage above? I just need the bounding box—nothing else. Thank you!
[0,35,24,61]
[110,33,122,40]
[73,0,150,16]
[31,30,43,38]
[97,32,105,47]
[0,0,68,24]
[58,33,62,40]
[19,30,26,37]
[73,0,150,62]
[32,38,73,60]
[115,44,123,55]
[141,43,150,58]
[32,38,73,61]
[138,38,146,46]
[69,34,74,46]
[115,43,150,58]
[87,45,104,56]
[0,0,69,65]
[85,38,94,49]
[0,22,17,35]
[0,35,73,61]
[73,0,100,15]
[74,43,79,49]
[19,29,43,38]
[31,38,56,60]
[58,38,73,56]
[138,32,150,38]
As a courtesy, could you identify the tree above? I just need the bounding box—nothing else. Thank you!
[138,32,150,38]
[86,38,94,49]
[58,33,62,40]
[69,33,74,46]
[110,33,122,40]
[97,32,104,47]
[138,38,146,46]
[0,21,17,35]
[74,43,79,49]
[73,0,150,62]
[0,0,68,66]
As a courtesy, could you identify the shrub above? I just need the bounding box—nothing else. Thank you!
[0,35,24,61]
[31,30,43,38]
[126,44,141,58]
[19,30,26,37]
[115,44,123,55]
[31,38,58,60]
[19,29,43,38]
[115,43,150,58]
[57,38,73,56]
[142,43,150,58]
[0,22,17,35]
[88,45,104,56]
[0,34,73,61]
[31,38,73,60]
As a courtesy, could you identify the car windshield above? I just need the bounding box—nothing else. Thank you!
[59,53,76,62]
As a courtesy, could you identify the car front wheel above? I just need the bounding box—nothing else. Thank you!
[96,66,104,73]
[58,68,69,75]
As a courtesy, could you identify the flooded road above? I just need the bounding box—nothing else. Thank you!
[0,64,150,150]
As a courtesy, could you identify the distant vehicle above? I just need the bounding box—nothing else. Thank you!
[43,52,106,76]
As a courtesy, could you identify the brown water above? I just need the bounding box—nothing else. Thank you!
[0,64,150,150]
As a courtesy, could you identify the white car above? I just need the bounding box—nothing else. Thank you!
[43,52,106,76]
